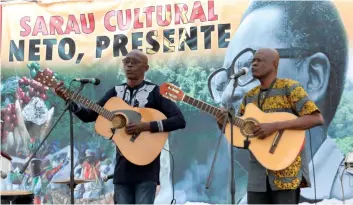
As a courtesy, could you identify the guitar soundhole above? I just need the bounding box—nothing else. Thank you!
[241,118,258,137]
[112,114,127,129]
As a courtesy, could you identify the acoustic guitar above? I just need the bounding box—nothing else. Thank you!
[160,82,305,171]
[33,69,168,166]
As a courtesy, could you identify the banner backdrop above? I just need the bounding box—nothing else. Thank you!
[1,0,353,204]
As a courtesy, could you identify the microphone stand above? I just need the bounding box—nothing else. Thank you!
[20,81,86,204]
[67,82,86,204]
[206,76,248,204]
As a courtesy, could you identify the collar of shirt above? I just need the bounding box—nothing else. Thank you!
[126,80,145,90]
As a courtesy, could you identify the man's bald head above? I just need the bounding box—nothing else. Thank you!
[251,48,279,80]
[126,49,148,64]
[255,48,279,69]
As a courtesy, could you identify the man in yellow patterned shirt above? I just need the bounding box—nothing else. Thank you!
[217,48,324,204]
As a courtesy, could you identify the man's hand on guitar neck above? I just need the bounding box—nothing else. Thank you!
[216,108,228,131]
[125,122,151,135]
[52,81,69,101]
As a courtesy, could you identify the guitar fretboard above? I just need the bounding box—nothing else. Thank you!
[182,95,244,127]
[63,88,114,121]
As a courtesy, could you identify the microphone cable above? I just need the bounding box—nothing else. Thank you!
[163,148,176,205]
[308,129,317,204]
[340,158,346,205]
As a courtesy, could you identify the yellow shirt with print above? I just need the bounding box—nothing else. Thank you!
[238,78,320,190]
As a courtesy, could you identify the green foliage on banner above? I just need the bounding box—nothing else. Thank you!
[328,80,353,154]
[328,80,353,139]
[334,136,353,155]
[147,57,222,111]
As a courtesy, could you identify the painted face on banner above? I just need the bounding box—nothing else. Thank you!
[208,8,298,107]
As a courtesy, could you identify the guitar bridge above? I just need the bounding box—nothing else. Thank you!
[269,129,284,154]
[130,133,140,142]
[109,128,116,140]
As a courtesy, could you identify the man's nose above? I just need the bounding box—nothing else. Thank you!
[126,62,134,68]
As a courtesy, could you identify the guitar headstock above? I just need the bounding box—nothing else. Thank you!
[159,82,185,101]
[33,68,60,89]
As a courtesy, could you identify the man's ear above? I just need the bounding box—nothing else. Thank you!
[145,65,149,72]
[273,61,279,70]
[305,52,330,102]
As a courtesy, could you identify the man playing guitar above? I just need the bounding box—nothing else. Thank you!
[217,48,324,204]
[54,49,186,204]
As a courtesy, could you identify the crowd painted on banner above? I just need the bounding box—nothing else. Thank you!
[9,0,230,63]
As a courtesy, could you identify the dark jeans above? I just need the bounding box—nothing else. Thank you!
[114,181,157,204]
[247,177,301,204]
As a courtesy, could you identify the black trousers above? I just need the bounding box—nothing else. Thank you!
[113,181,157,204]
[247,177,301,204]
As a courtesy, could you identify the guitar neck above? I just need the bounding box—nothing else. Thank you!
[182,95,244,127]
[62,87,114,121]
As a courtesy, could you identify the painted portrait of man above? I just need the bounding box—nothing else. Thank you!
[207,0,353,202]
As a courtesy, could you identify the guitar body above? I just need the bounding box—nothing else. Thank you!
[94,97,168,166]
[224,103,306,171]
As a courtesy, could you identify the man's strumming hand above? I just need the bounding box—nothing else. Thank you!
[253,122,279,139]
[125,122,151,135]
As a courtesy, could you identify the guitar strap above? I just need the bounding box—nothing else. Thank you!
[257,78,277,111]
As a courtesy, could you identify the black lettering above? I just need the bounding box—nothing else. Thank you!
[43,39,57,61]
[178,27,197,51]
[132,32,143,51]
[58,38,76,60]
[113,34,128,57]
[96,36,110,58]
[9,40,24,62]
[218,24,231,48]
[200,25,215,49]
[163,29,175,53]
[29,39,41,61]
[146,30,160,54]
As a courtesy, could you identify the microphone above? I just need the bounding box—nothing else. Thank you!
[230,67,249,79]
[103,174,113,182]
[73,78,100,85]
[345,152,353,169]
[0,171,7,179]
